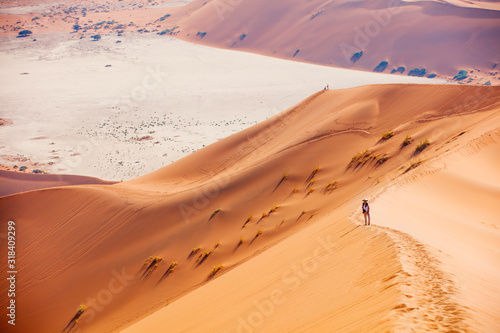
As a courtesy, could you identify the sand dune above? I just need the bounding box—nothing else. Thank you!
[170,0,500,85]
[1,84,499,332]
[0,169,115,197]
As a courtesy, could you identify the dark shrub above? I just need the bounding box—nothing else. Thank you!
[373,61,388,72]
[408,68,426,77]
[350,51,363,63]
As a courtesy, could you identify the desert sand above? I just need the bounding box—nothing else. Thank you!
[1,1,499,332]
[0,32,443,182]
[1,84,499,333]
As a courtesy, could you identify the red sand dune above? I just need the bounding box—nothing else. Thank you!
[170,0,500,84]
[1,84,499,332]
[0,169,116,197]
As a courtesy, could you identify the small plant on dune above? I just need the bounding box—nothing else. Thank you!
[214,241,221,249]
[243,215,253,227]
[256,229,263,237]
[307,178,316,189]
[209,264,223,278]
[415,139,430,152]
[209,209,221,221]
[307,166,320,182]
[381,130,394,140]
[239,236,245,244]
[197,249,213,265]
[279,219,285,227]
[293,185,299,193]
[348,149,373,168]
[403,135,413,146]
[323,180,338,193]
[276,171,289,189]
[262,212,268,219]
[63,304,87,332]
[298,210,306,220]
[310,212,316,218]
[375,154,389,165]
[307,188,315,195]
[190,246,201,256]
[140,256,163,276]
[405,159,422,173]
[269,204,280,214]
[168,261,178,271]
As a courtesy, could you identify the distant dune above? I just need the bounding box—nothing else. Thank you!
[172,0,500,84]
[0,169,115,197]
[1,84,499,332]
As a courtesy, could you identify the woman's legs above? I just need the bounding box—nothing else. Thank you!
[364,212,371,225]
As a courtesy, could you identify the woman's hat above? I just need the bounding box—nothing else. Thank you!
[362,198,368,201]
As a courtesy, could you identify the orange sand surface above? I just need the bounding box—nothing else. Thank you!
[1,84,499,332]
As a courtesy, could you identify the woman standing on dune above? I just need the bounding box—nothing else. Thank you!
[362,199,370,226]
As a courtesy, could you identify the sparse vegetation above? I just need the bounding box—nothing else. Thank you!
[239,237,245,244]
[453,69,468,81]
[256,229,263,237]
[373,61,388,72]
[415,138,430,152]
[349,150,389,168]
[348,149,373,168]
[18,30,32,37]
[403,135,413,146]
[375,154,389,165]
[323,180,338,193]
[191,246,201,256]
[90,34,101,41]
[196,31,207,38]
[484,81,491,86]
[269,205,280,213]
[293,49,300,57]
[381,130,394,140]
[405,159,422,173]
[307,188,315,195]
[408,68,427,77]
[351,51,363,63]
[209,209,221,220]
[276,171,289,189]
[427,73,437,78]
[391,66,405,74]
[63,304,86,332]
[140,256,162,278]
[243,215,253,227]
[19,166,27,172]
[209,264,223,278]
[159,14,171,21]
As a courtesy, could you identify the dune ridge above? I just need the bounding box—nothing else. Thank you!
[1,84,499,332]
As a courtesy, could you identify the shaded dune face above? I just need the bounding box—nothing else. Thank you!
[0,84,499,332]
[172,0,500,83]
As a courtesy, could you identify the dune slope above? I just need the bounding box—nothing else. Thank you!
[0,169,116,197]
[1,84,499,333]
